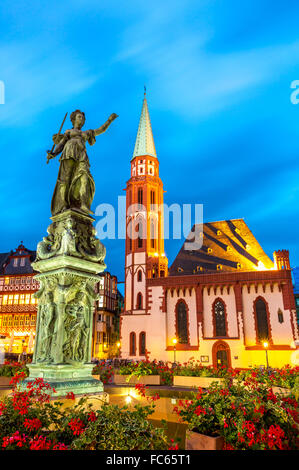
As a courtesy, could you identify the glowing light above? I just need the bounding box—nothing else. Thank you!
[257,261,266,271]
[125,395,132,404]
[117,342,121,348]
[263,342,269,348]
[154,252,159,257]
[172,338,177,345]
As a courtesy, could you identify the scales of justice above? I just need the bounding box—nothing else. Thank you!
[24,109,118,396]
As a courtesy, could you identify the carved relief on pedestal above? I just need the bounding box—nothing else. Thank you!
[33,272,99,366]
[35,213,106,264]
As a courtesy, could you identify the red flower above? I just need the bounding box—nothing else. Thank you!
[24,418,42,432]
[53,442,69,450]
[0,402,6,416]
[66,392,76,400]
[88,411,97,422]
[68,418,85,436]
[9,371,27,386]
[29,436,52,450]
[2,431,27,449]
[168,439,179,450]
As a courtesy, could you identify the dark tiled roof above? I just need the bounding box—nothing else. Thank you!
[0,243,37,275]
[169,219,274,276]
[0,252,10,274]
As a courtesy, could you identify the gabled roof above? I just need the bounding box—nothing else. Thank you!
[132,92,157,160]
[0,243,36,275]
[169,219,274,276]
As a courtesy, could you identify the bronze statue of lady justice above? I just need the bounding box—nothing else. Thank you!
[47,110,118,216]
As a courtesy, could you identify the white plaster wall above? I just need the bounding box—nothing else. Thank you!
[121,285,166,359]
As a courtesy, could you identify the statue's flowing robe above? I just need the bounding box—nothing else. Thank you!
[51,129,96,215]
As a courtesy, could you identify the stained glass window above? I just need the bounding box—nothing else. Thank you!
[139,332,146,355]
[255,298,269,342]
[176,301,188,344]
[130,332,136,356]
[214,300,227,337]
[136,293,143,309]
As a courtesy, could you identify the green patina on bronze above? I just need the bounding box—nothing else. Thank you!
[24,110,118,396]
[47,109,118,216]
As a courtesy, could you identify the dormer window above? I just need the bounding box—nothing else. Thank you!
[20,258,25,267]
[13,258,18,267]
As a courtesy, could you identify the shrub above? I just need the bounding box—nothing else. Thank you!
[174,381,299,450]
[70,403,169,450]
[0,373,170,451]
[118,360,173,386]
[0,361,29,378]
[92,362,114,384]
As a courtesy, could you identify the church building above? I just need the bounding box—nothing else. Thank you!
[120,94,299,369]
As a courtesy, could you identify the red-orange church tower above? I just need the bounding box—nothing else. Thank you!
[124,91,168,314]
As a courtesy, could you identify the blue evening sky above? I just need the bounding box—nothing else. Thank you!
[0,0,299,290]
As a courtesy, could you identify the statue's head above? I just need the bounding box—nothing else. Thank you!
[70,110,86,129]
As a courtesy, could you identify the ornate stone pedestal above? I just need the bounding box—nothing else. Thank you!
[24,209,106,397]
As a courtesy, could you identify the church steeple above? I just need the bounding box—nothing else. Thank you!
[124,92,168,314]
[132,90,157,160]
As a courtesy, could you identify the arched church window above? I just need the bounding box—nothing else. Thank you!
[213,299,227,337]
[176,301,188,344]
[150,219,155,249]
[138,188,143,209]
[137,222,143,249]
[137,270,142,282]
[139,332,146,355]
[150,190,156,209]
[129,332,136,356]
[136,292,143,309]
[254,298,269,342]
[277,308,284,324]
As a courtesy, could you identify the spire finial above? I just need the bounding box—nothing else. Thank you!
[132,90,156,160]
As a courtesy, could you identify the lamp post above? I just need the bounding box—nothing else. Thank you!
[263,341,269,369]
[172,338,177,364]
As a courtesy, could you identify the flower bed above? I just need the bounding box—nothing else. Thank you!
[232,365,299,390]
[115,360,173,386]
[92,362,114,384]
[173,360,231,389]
[0,373,171,450]
[0,361,29,387]
[173,381,299,450]
[0,361,29,378]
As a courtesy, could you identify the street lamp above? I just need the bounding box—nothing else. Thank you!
[172,338,177,364]
[263,341,269,369]
[117,342,121,358]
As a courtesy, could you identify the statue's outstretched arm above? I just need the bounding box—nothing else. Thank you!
[94,113,118,137]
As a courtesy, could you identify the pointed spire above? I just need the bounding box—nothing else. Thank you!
[132,90,157,160]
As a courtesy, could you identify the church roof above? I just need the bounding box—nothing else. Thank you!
[169,219,274,276]
[132,92,157,160]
